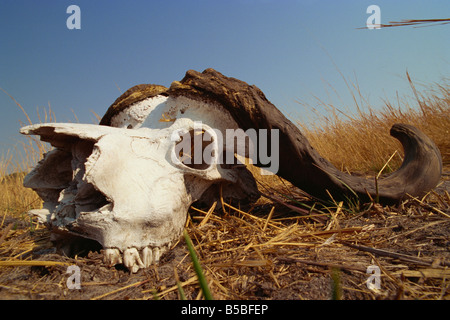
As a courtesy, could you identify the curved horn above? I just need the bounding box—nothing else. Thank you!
[167,68,442,204]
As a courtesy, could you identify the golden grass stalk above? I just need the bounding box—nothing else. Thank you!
[298,74,450,174]
[379,19,450,28]
[91,279,151,300]
[0,260,70,267]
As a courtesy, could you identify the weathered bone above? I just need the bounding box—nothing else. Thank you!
[21,87,259,272]
[165,69,442,204]
[21,68,442,272]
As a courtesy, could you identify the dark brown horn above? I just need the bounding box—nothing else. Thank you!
[168,68,442,204]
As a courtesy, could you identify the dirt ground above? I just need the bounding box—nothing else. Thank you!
[1,176,449,300]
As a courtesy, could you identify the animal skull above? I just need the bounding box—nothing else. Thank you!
[21,91,258,272]
[21,68,442,272]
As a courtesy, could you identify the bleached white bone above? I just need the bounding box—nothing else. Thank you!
[21,94,258,272]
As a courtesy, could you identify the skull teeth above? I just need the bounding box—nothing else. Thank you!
[104,248,122,265]
[123,248,144,273]
[104,246,168,272]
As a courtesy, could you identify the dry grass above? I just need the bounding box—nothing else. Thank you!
[0,78,449,300]
[360,18,450,29]
[0,133,50,230]
[0,157,42,224]
[298,73,450,174]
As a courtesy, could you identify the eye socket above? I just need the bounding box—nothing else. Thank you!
[174,128,215,170]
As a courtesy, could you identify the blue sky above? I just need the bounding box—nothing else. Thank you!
[0,0,449,163]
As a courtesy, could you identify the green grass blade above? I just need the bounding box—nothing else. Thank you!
[176,280,187,300]
[174,267,187,300]
[183,230,214,300]
[331,267,342,300]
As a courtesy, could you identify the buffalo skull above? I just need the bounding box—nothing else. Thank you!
[21,69,442,272]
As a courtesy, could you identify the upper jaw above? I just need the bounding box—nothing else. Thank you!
[104,246,171,273]
[21,122,190,272]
